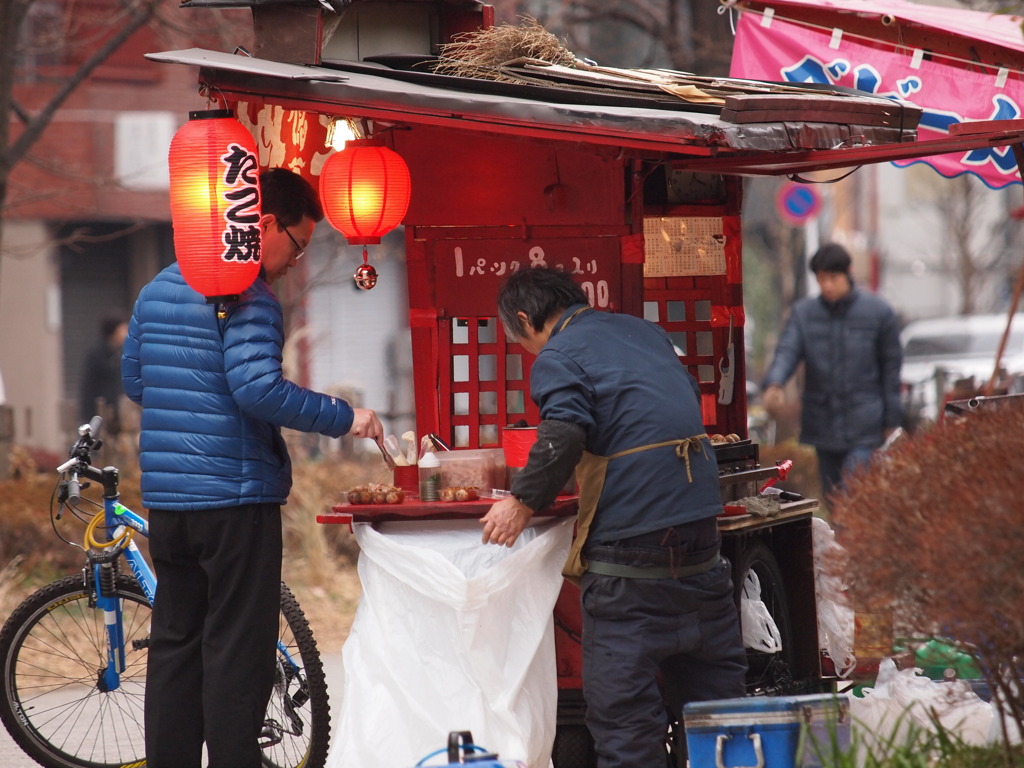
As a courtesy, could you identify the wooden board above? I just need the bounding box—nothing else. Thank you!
[716,498,819,532]
[318,494,580,525]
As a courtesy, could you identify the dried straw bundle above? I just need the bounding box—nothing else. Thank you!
[435,15,577,81]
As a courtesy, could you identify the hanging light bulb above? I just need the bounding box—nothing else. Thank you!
[325,117,361,151]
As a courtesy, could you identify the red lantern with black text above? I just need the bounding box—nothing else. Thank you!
[319,140,411,245]
[168,109,262,303]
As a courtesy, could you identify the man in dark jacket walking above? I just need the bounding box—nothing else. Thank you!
[762,243,902,498]
[123,168,382,768]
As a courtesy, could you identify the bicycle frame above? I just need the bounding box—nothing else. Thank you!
[92,491,153,693]
[79,463,304,697]
[1,418,329,768]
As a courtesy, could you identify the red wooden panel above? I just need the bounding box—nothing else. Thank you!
[394,127,625,228]
[436,316,541,449]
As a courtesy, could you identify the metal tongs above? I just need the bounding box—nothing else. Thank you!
[374,437,396,470]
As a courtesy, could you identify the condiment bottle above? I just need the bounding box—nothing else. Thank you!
[418,452,440,502]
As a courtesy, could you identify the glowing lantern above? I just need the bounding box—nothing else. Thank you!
[168,109,262,304]
[319,140,411,245]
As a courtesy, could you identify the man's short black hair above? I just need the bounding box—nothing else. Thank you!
[809,243,852,274]
[498,267,589,339]
[259,167,324,227]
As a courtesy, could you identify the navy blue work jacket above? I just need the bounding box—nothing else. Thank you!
[529,305,723,542]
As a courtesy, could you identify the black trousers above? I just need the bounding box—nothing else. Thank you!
[581,520,748,768]
[144,503,282,768]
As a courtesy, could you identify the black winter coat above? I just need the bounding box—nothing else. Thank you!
[762,286,903,451]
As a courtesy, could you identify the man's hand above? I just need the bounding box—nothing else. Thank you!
[762,385,785,415]
[480,496,535,547]
[349,408,383,442]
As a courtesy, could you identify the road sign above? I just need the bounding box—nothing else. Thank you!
[777,182,821,224]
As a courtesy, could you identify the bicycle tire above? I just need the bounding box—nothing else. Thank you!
[265,582,330,768]
[0,573,150,768]
[0,576,330,768]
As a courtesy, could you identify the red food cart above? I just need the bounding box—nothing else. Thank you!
[156,2,1024,765]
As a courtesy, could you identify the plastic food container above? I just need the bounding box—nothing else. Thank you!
[436,448,507,492]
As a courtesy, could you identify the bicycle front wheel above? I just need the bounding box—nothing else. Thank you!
[0,573,150,768]
[0,576,330,768]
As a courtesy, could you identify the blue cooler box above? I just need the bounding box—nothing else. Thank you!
[683,694,851,768]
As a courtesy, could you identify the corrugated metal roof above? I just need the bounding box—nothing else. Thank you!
[146,47,1024,174]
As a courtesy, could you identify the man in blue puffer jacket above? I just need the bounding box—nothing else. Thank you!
[761,243,902,500]
[122,167,382,768]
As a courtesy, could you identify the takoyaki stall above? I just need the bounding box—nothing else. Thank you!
[152,2,1024,765]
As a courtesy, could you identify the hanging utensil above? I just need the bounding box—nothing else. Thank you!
[718,313,736,406]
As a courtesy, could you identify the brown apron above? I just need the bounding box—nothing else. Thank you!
[562,435,711,585]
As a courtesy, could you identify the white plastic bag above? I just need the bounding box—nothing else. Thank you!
[850,659,996,767]
[740,569,783,653]
[811,517,856,677]
[327,516,574,768]
[987,676,1023,746]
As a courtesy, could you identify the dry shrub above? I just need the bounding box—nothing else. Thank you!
[283,452,387,584]
[0,475,88,582]
[281,452,388,648]
[0,556,24,620]
[831,400,1024,742]
[435,15,577,80]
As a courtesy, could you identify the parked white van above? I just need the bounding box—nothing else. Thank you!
[901,313,1024,424]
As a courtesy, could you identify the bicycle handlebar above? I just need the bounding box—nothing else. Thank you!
[57,416,106,504]
[66,476,82,505]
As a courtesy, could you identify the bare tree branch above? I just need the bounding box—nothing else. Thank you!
[6,0,164,171]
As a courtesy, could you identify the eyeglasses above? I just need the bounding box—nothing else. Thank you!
[281,225,305,260]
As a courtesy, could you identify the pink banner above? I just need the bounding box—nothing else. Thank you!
[730,12,1023,189]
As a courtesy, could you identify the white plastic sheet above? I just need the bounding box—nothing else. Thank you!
[327,516,574,768]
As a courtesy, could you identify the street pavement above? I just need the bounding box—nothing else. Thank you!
[0,652,345,767]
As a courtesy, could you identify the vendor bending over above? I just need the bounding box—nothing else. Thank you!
[481,266,746,768]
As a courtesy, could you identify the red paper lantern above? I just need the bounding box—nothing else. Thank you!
[319,140,411,245]
[168,109,262,303]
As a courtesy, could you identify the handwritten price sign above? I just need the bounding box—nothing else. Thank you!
[433,238,622,316]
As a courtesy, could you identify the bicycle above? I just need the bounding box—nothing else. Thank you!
[0,417,331,768]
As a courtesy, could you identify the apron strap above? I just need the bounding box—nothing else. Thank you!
[606,434,710,482]
[557,306,591,333]
[561,434,711,584]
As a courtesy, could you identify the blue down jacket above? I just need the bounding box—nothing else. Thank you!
[122,263,354,510]
[762,285,903,452]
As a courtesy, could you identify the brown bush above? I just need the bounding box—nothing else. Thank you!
[831,399,1024,745]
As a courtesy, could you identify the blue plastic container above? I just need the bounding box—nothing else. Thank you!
[412,731,526,768]
[683,694,851,768]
